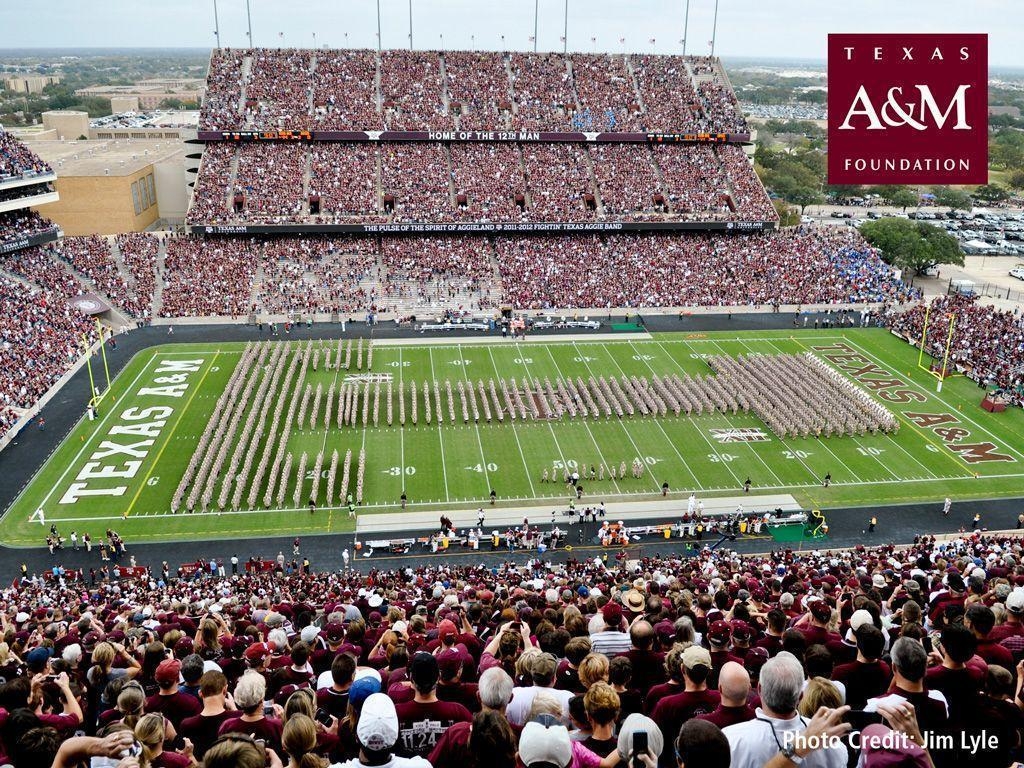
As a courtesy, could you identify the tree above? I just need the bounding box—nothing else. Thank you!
[826,184,863,202]
[887,188,918,211]
[859,218,964,281]
[932,186,973,211]
[1008,170,1024,191]
[973,184,1010,204]
[772,199,800,227]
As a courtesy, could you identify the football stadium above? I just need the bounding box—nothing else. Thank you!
[2,3,1024,767]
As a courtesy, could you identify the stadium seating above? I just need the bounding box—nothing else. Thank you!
[185,142,775,225]
[889,295,1024,405]
[0,130,53,180]
[0,209,60,246]
[197,48,749,134]
[8,529,1024,767]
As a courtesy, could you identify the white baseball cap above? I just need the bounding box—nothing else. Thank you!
[357,693,399,751]
[519,721,572,768]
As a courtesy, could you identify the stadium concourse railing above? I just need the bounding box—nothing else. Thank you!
[152,300,889,326]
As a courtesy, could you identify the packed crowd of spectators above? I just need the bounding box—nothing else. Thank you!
[313,50,382,131]
[187,142,774,225]
[0,130,53,180]
[233,142,307,222]
[569,54,643,132]
[258,236,377,316]
[56,236,142,316]
[244,49,313,129]
[444,51,513,131]
[380,50,448,131]
[3,243,87,300]
[889,295,1024,404]
[0,210,60,247]
[309,144,381,221]
[0,271,92,426]
[0,182,53,203]
[7,529,1024,768]
[161,236,259,318]
[115,233,160,321]
[197,48,748,134]
[380,236,500,312]
[495,228,918,309]
[198,49,245,132]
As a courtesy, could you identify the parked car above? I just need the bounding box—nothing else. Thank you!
[1010,265,1024,281]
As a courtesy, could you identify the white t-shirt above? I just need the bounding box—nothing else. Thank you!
[332,756,431,768]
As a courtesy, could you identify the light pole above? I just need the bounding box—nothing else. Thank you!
[534,0,539,53]
[682,0,690,55]
[710,0,719,56]
[409,0,413,50]
[213,0,220,49]
[376,0,382,52]
[245,0,253,47]
[563,0,569,54]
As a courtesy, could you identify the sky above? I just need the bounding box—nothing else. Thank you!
[0,0,1020,66]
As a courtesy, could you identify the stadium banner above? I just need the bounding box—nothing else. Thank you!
[69,293,112,316]
[191,220,773,235]
[196,129,752,144]
[0,228,60,255]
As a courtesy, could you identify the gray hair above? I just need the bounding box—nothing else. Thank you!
[673,616,695,644]
[234,670,267,711]
[478,667,514,709]
[62,644,83,665]
[890,637,927,682]
[759,652,804,715]
[779,593,794,608]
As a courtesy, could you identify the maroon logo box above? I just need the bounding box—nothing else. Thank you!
[827,33,988,185]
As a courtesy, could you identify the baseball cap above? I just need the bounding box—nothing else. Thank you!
[519,720,573,768]
[155,659,181,684]
[616,714,664,760]
[1007,590,1024,615]
[300,625,320,644]
[850,609,874,632]
[682,645,712,670]
[601,602,623,628]
[244,642,271,663]
[872,574,887,589]
[348,675,382,708]
[357,693,400,751]
[861,723,931,768]
[437,619,458,642]
[731,621,753,642]
[707,620,732,644]
[25,647,52,672]
[809,599,833,622]
[326,622,345,642]
[410,651,440,690]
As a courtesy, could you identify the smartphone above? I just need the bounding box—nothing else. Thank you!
[315,708,334,727]
[632,731,648,768]
[263,703,275,716]
[842,710,884,731]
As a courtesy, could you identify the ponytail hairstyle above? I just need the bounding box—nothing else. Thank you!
[282,714,328,768]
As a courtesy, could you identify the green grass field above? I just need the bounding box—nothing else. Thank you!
[4,328,1023,546]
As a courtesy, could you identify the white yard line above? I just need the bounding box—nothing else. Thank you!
[426,347,452,502]
[631,340,745,487]
[511,343,575,491]
[569,342,666,494]
[398,348,405,482]
[32,353,159,513]
[756,338,936,481]
[541,345,625,495]
[482,347,537,497]
[844,337,1024,464]
[457,344,492,491]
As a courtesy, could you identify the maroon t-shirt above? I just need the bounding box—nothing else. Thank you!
[833,660,892,709]
[316,687,350,719]
[651,689,721,766]
[218,716,284,753]
[144,691,202,728]
[394,699,473,758]
[180,710,242,759]
[696,704,756,730]
[643,681,682,714]
[437,682,480,713]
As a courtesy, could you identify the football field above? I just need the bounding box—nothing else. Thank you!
[4,328,1023,546]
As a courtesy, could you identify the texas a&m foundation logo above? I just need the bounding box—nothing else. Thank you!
[827,34,988,185]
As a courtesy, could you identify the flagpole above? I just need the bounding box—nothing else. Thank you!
[534,0,539,53]
[682,0,690,55]
[710,0,719,56]
[246,0,253,48]
[213,0,220,49]
[376,0,382,52]
[409,0,413,50]
[563,0,568,54]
